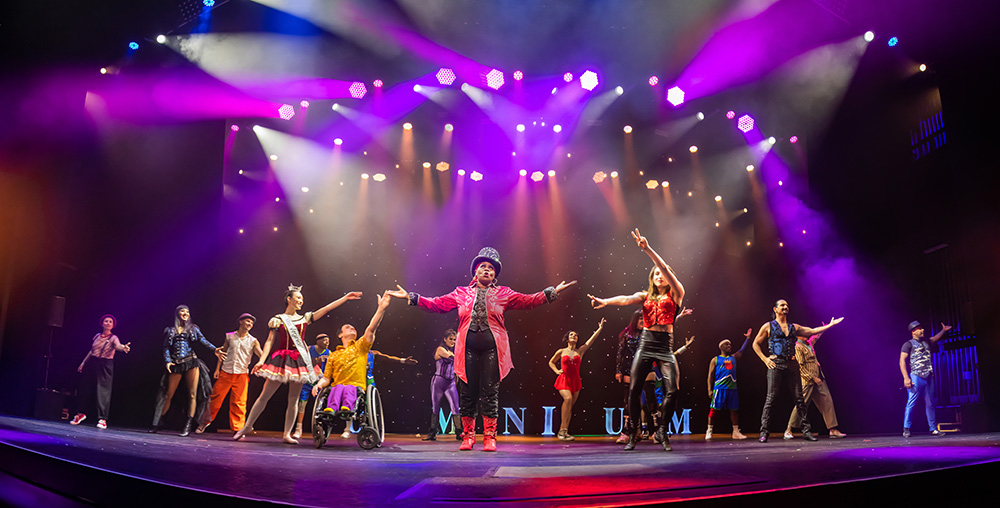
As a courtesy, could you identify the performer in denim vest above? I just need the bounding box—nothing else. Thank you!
[900,320,951,438]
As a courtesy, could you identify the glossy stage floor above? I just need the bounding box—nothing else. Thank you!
[1,416,997,507]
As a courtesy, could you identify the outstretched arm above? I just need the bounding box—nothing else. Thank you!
[795,317,844,337]
[733,328,753,360]
[577,318,606,356]
[78,351,91,373]
[361,291,393,346]
[588,291,646,309]
[752,323,775,369]
[313,291,363,321]
[674,336,695,356]
[632,228,685,305]
[928,322,952,343]
[373,350,418,365]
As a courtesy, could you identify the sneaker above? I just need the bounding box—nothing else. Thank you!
[70,413,86,425]
[783,430,794,440]
[323,407,334,413]
[96,419,107,429]
[705,426,713,440]
[931,429,944,436]
[341,429,351,439]
[902,428,911,438]
[732,429,747,440]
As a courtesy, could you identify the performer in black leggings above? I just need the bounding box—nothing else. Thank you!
[589,228,685,451]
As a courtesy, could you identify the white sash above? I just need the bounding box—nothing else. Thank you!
[279,314,318,384]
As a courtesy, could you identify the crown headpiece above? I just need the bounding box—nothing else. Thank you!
[287,283,303,293]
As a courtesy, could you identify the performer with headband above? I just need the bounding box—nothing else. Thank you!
[234,285,361,444]
[588,228,685,451]
[389,247,576,452]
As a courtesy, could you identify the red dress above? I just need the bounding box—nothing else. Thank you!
[553,355,583,392]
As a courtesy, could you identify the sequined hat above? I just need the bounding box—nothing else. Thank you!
[470,247,502,279]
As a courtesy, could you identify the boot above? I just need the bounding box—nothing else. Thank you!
[179,417,194,437]
[453,415,463,441]
[732,428,748,440]
[482,417,498,452]
[148,422,161,434]
[422,413,439,441]
[655,425,672,451]
[459,416,476,451]
[705,424,713,440]
[623,422,639,451]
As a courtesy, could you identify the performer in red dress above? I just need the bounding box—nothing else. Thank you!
[548,318,605,441]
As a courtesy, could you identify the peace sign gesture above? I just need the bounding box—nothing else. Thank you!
[631,228,649,250]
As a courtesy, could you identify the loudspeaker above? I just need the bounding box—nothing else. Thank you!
[47,296,65,328]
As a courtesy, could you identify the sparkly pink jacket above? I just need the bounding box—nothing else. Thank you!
[410,282,555,383]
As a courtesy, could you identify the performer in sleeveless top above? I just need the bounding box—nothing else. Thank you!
[423,329,460,441]
[548,318,605,441]
[389,247,576,452]
[588,228,685,451]
[751,299,843,442]
[234,285,362,444]
[705,328,752,440]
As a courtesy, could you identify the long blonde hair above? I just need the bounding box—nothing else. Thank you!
[646,266,671,300]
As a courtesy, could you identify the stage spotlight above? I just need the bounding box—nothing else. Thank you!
[768,136,776,144]
[547,170,556,177]
[436,68,457,85]
[403,122,413,130]
[646,180,659,189]
[743,207,748,213]
[567,153,572,158]
[580,70,599,91]
[746,241,751,247]
[128,41,139,50]
[269,155,278,161]
[362,173,369,180]
[239,229,244,234]
[519,169,528,177]
[615,86,624,95]
[274,226,279,232]
[610,171,619,178]
[332,103,340,111]
[737,114,754,133]
[231,125,239,132]
[697,112,705,120]
[300,100,309,108]
[238,169,243,175]
[458,169,466,176]
[668,157,673,162]
[513,70,524,81]
[349,82,367,99]
[919,64,927,72]
[553,125,562,133]
[334,138,343,146]
[687,191,693,197]
[100,67,107,74]
[888,36,899,47]
[648,76,659,86]
[746,164,755,172]
[563,72,573,82]
[531,171,544,182]
[726,110,735,119]
[802,229,807,234]
[715,195,722,202]
[661,181,669,188]
[204,0,215,6]
[779,242,784,247]
[445,123,454,132]
[309,209,313,214]
[864,31,875,42]
[436,162,450,171]
[275,197,280,202]
[413,84,422,92]
[623,125,633,134]
[373,173,386,182]
[373,79,383,88]
[485,69,505,90]
[593,171,607,183]
[512,151,516,156]
[516,124,525,132]
[689,145,698,153]
[252,125,261,132]
[156,35,166,44]
[666,86,685,106]
[470,171,483,181]
[301,187,309,193]
[778,180,783,186]
[278,104,295,120]
[789,136,799,143]
[422,162,431,169]
[715,222,720,227]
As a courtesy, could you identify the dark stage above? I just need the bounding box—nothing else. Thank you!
[1,416,997,507]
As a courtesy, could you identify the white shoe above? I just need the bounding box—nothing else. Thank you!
[732,428,747,440]
[341,429,351,439]
[96,419,107,429]
[783,430,794,440]
[292,422,303,439]
[705,426,713,440]
[70,413,86,425]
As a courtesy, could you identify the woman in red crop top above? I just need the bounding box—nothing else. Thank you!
[547,318,605,441]
[588,228,685,451]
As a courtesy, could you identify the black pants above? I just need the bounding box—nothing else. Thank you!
[760,357,810,434]
[457,329,500,419]
[78,358,114,420]
[627,330,677,433]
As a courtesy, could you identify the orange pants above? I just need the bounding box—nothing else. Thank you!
[203,371,248,431]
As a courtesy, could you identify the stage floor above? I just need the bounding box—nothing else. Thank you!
[1,416,998,507]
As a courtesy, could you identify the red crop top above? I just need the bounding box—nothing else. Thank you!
[642,294,676,328]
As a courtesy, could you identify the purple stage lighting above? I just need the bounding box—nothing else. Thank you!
[470,171,483,181]
[666,86,685,106]
[373,79,383,88]
[230,125,239,132]
[580,71,599,91]
[563,72,573,83]
[516,124,525,133]
[513,70,524,81]
[789,136,799,144]
[648,76,659,86]
[737,114,754,133]
[726,110,735,119]
[349,82,367,99]
[278,104,295,120]
[485,69,505,90]
[300,100,309,108]
[436,68,456,86]
[552,125,562,133]
[531,171,544,182]
[519,169,527,177]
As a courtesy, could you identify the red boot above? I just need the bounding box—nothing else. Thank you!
[483,417,498,452]
[459,416,476,451]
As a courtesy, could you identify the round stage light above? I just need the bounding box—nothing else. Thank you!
[156,35,166,44]
[623,125,633,134]
[362,173,369,180]
[300,100,309,108]
[715,195,722,202]
[697,112,705,120]
[553,125,562,133]
[100,67,107,74]
[458,169,466,176]
[301,187,309,193]
[689,145,698,153]
[563,72,573,82]
[768,136,776,144]
[615,86,624,95]
[648,76,659,86]
[373,79,383,88]
[403,122,413,130]
[230,125,239,132]
[516,124,525,132]
[746,165,755,172]
[422,162,431,169]
[790,136,799,144]
[334,138,343,146]
[864,31,875,42]
[610,171,619,178]
[919,64,927,72]
[373,173,386,182]
[519,169,527,176]
[888,36,899,47]
[513,70,524,81]
[445,123,454,132]
[269,155,278,161]
[332,103,340,111]
[726,110,735,119]
[413,84,422,92]
[204,0,215,6]
[128,41,139,50]
[662,181,669,187]
[548,170,556,177]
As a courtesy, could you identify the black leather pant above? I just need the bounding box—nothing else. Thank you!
[457,329,500,419]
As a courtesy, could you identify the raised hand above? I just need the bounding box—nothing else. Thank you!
[684,335,695,348]
[829,317,845,326]
[343,291,363,301]
[377,290,392,308]
[940,322,952,333]
[588,294,607,309]
[123,342,131,354]
[597,317,607,328]
[631,228,649,250]
[555,280,577,294]
[744,328,752,339]
[387,284,408,299]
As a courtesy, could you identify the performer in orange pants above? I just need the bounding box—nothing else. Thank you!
[197,314,263,433]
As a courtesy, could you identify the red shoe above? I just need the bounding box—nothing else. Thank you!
[483,417,498,452]
[459,416,476,451]
[70,413,86,425]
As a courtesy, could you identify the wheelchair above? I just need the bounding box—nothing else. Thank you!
[311,383,384,450]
